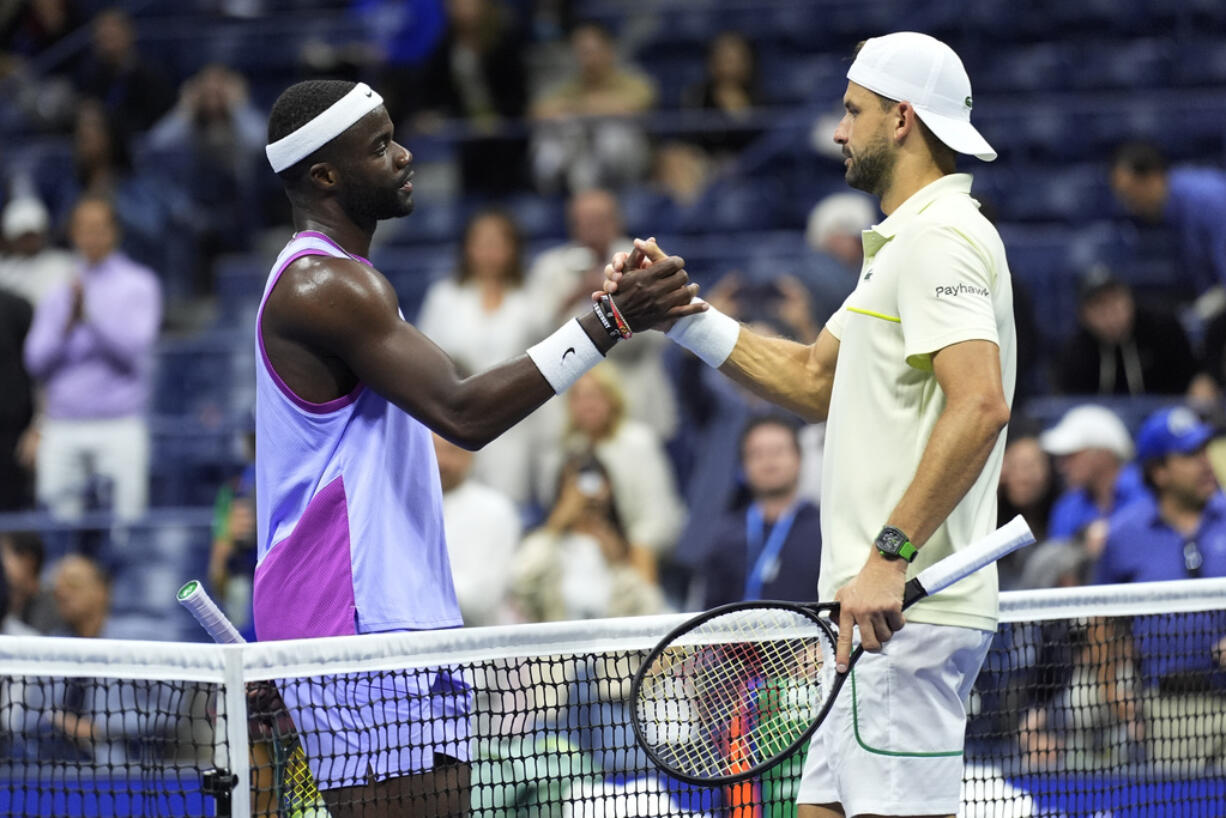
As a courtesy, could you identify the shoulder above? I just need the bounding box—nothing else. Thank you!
[278,254,396,310]
[115,254,161,285]
[1104,497,1156,543]
[269,254,399,341]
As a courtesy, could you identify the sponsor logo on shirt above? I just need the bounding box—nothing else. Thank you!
[934,282,989,299]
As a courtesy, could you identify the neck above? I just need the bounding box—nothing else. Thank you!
[74,611,106,639]
[1088,464,1121,510]
[1159,492,1205,536]
[879,158,946,216]
[293,208,374,259]
[756,490,797,522]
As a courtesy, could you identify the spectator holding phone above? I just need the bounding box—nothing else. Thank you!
[511,453,666,622]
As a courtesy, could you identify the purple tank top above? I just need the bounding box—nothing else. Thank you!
[251,231,461,640]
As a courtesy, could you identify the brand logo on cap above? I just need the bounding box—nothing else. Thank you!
[1168,407,1199,435]
[964,96,973,109]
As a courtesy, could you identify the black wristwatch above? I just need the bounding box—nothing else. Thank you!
[875,526,918,563]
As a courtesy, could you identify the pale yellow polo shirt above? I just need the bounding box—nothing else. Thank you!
[819,173,1016,632]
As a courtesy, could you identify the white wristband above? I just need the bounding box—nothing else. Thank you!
[527,318,605,394]
[667,301,740,368]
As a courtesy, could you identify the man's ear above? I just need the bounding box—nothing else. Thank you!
[308,161,339,191]
[893,101,919,144]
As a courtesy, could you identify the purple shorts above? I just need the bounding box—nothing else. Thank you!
[278,668,472,790]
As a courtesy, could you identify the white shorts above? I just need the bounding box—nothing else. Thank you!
[797,622,993,817]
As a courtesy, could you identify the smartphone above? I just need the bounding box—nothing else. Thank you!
[576,470,606,498]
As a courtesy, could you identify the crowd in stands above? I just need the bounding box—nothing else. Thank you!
[1,0,1226,773]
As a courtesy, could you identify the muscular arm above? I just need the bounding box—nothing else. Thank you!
[265,255,693,450]
[718,327,840,422]
[884,338,1011,548]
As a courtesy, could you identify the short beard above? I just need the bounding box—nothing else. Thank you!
[339,180,414,224]
[845,135,896,198]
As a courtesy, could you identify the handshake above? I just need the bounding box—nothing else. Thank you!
[588,238,709,334]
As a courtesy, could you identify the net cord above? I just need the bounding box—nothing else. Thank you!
[2,577,1224,678]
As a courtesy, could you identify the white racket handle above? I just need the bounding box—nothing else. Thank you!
[913,515,1035,597]
[177,580,247,644]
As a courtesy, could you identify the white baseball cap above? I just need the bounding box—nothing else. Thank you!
[847,31,996,162]
[1039,405,1134,461]
[2,197,50,241]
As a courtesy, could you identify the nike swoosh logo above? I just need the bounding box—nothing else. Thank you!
[562,347,576,360]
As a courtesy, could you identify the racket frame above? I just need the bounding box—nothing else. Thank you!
[630,515,1035,786]
[631,597,843,785]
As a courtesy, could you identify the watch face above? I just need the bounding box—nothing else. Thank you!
[877,528,906,554]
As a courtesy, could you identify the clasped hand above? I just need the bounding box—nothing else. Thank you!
[594,238,709,331]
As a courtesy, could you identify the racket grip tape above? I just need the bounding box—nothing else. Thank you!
[911,515,1035,600]
[178,580,247,644]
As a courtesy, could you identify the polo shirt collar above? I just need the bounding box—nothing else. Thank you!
[861,173,975,258]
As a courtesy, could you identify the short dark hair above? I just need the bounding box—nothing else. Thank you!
[739,413,802,460]
[1112,140,1168,176]
[266,80,357,179]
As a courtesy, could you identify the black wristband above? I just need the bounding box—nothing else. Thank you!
[591,299,621,340]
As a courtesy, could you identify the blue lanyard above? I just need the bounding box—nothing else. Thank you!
[743,503,798,600]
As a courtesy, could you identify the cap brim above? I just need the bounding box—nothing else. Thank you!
[1038,427,1081,456]
[1174,426,1214,455]
[915,109,997,162]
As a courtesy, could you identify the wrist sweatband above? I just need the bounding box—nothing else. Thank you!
[527,318,605,393]
[667,301,740,368]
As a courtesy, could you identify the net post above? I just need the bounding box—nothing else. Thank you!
[221,643,252,818]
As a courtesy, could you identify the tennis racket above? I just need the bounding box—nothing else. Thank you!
[177,581,329,818]
[629,515,1035,786]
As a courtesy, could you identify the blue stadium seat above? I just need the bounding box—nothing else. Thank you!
[499,193,567,241]
[977,43,1071,94]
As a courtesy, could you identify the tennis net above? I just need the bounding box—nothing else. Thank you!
[2,577,1224,817]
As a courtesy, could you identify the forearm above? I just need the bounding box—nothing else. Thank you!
[432,312,615,450]
[719,331,832,422]
[885,396,1008,548]
[24,310,71,378]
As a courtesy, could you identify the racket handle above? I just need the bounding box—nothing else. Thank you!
[178,580,247,644]
[912,515,1035,600]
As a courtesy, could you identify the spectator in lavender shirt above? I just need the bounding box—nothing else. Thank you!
[23,196,161,521]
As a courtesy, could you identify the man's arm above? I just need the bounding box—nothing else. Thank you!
[718,328,839,422]
[267,254,697,450]
[604,239,840,421]
[833,338,1010,668]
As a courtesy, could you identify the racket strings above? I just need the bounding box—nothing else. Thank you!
[636,608,832,778]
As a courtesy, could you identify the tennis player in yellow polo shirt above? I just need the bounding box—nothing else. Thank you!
[605,32,1014,818]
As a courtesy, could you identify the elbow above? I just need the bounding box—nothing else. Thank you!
[439,424,489,452]
[981,396,1011,439]
[439,412,496,452]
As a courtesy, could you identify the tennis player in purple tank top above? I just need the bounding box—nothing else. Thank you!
[255,80,705,817]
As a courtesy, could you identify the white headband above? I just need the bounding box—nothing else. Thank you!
[266,83,385,173]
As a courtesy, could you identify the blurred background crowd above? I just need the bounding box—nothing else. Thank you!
[1,0,1226,661]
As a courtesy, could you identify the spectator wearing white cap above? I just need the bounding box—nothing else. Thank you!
[799,191,878,328]
[0,196,75,307]
[1040,404,1149,541]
